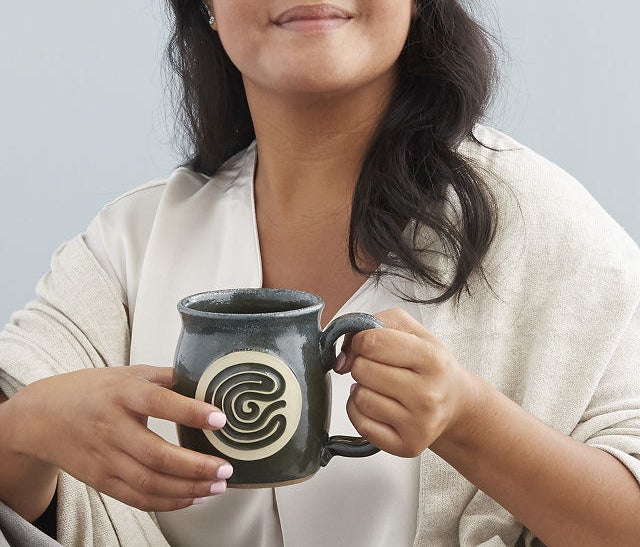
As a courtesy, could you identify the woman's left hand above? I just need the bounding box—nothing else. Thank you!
[335,309,476,458]
[336,310,640,544]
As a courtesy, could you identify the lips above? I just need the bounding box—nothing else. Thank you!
[274,4,354,26]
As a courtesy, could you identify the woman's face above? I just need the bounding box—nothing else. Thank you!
[208,1,415,96]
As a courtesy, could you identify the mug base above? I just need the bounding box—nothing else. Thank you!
[228,473,316,489]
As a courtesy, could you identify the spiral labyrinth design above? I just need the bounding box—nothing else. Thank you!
[195,351,302,461]
[211,365,287,450]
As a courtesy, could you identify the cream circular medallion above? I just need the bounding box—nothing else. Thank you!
[195,351,303,461]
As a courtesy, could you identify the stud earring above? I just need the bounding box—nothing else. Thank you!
[209,15,216,28]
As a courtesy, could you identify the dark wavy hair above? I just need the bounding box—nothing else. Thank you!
[165,0,498,304]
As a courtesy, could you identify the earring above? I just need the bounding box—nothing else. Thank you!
[209,15,216,28]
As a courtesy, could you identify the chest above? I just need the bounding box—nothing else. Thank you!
[257,217,368,326]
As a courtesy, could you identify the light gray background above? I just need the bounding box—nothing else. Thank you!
[1,1,639,322]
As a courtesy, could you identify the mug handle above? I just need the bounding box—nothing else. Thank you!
[319,312,384,466]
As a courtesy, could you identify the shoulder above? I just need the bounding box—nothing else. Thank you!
[456,126,640,311]
[83,145,257,305]
[95,168,203,227]
[94,143,256,236]
[460,125,616,229]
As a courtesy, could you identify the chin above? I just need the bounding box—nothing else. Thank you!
[278,79,354,96]
[266,67,373,97]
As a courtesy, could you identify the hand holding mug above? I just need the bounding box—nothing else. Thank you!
[5,366,232,511]
[338,308,474,458]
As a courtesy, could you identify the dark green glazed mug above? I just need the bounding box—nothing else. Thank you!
[172,288,383,488]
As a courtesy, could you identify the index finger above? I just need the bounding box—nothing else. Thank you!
[342,308,437,357]
[374,309,439,343]
[125,379,227,430]
[348,327,438,372]
[128,365,174,388]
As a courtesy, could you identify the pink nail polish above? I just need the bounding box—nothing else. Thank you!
[210,480,227,495]
[217,464,234,480]
[208,412,227,429]
[335,351,347,373]
[192,497,208,506]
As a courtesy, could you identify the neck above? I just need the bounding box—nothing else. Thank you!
[245,75,396,220]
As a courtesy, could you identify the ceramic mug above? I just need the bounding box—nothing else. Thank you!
[172,288,383,488]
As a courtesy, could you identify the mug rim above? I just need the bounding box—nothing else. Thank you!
[178,288,324,319]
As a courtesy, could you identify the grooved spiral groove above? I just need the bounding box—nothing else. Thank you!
[196,351,303,461]
[211,365,287,451]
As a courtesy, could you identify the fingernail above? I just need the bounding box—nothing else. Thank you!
[207,412,227,429]
[217,464,234,480]
[192,497,208,506]
[335,351,347,373]
[210,480,227,495]
[350,383,357,394]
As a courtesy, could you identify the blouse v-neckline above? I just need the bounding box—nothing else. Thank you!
[243,143,374,326]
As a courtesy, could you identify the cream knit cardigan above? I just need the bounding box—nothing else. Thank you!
[1,127,640,546]
[0,235,168,547]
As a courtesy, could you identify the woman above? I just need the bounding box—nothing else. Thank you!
[1,1,639,545]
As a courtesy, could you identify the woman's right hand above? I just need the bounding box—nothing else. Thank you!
[4,365,232,513]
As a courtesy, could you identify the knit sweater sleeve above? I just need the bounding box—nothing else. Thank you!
[0,235,168,547]
[571,301,640,481]
[0,234,129,396]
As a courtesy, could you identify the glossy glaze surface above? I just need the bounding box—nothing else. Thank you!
[173,288,381,487]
